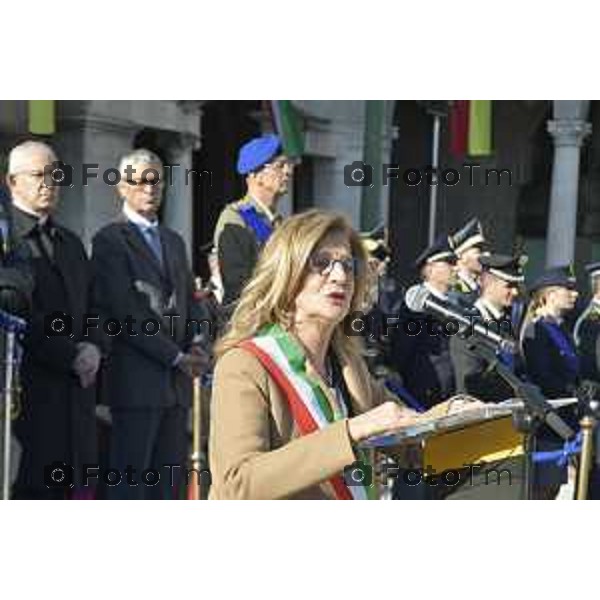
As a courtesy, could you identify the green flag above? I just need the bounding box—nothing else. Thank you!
[272,101,304,158]
[361,100,385,231]
[28,100,55,135]
[468,100,492,156]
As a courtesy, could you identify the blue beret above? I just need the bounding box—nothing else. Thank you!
[236,134,282,175]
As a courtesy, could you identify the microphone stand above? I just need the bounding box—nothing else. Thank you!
[466,340,574,500]
[573,385,600,500]
[0,309,26,501]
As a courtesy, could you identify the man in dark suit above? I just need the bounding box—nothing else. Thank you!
[213,134,292,305]
[6,140,103,499]
[91,149,208,500]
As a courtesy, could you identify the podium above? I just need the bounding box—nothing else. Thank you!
[361,397,577,499]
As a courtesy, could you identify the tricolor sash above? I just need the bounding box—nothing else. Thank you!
[239,324,375,500]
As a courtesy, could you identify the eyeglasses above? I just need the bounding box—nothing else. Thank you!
[11,171,46,182]
[127,178,163,187]
[263,158,293,172]
[308,252,358,276]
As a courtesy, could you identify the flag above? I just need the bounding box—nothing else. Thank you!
[271,100,305,158]
[28,100,55,135]
[361,100,385,231]
[468,100,492,156]
[449,100,469,159]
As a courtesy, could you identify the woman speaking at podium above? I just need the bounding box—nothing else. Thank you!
[208,210,421,500]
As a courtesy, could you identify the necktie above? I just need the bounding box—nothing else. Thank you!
[35,221,55,261]
[144,226,163,267]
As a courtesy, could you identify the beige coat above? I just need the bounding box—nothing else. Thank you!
[209,345,396,499]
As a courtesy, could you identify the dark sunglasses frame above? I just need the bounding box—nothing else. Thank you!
[308,253,359,276]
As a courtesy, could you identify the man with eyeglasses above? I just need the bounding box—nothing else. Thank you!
[213,134,293,305]
[6,140,104,499]
[91,148,209,499]
[391,235,458,413]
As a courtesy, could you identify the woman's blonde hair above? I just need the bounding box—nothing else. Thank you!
[215,209,369,359]
[518,287,555,348]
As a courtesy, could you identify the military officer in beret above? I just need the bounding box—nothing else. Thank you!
[213,134,293,305]
[449,217,487,308]
[520,266,580,498]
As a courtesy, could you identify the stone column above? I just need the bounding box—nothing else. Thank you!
[162,134,200,262]
[54,114,137,251]
[546,101,591,267]
[298,101,365,228]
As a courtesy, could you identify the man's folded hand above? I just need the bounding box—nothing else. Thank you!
[176,352,209,378]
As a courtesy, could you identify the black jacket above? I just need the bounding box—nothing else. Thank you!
[450,302,518,403]
[11,206,103,494]
[91,219,204,409]
[390,299,456,409]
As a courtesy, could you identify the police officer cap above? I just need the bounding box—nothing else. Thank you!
[528,265,576,294]
[362,223,386,243]
[363,239,390,262]
[415,235,456,269]
[361,224,390,261]
[236,134,283,175]
[450,217,486,255]
[480,253,527,283]
[585,262,600,279]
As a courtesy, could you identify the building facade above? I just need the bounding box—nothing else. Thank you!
[1,99,598,289]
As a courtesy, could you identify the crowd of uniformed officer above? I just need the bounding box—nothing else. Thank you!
[356,217,600,500]
[208,134,600,500]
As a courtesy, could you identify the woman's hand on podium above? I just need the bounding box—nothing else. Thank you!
[348,401,419,443]
[445,396,486,415]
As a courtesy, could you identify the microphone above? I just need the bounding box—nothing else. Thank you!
[405,286,575,441]
[404,284,516,352]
